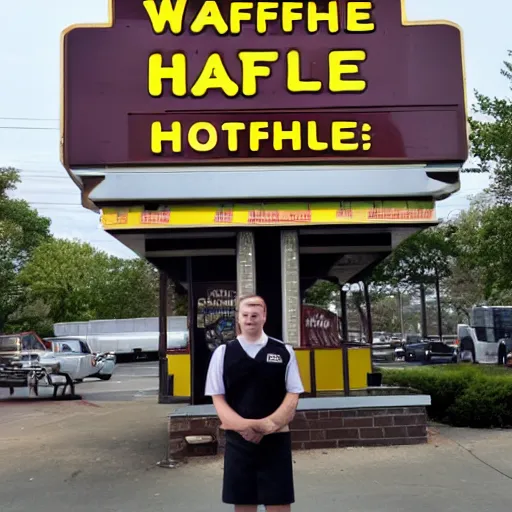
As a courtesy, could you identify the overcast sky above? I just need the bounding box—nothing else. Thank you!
[0,0,506,259]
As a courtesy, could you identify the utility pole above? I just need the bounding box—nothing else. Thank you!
[419,283,428,338]
[398,290,405,337]
[435,267,443,340]
[363,281,373,345]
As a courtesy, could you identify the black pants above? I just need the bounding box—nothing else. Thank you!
[222,430,295,506]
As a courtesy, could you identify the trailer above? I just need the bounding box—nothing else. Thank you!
[53,317,188,360]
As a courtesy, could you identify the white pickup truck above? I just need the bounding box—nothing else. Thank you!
[44,337,116,382]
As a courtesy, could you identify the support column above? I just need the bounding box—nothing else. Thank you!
[281,230,301,347]
[254,230,283,339]
[364,281,373,346]
[186,257,198,405]
[236,231,256,297]
[158,270,169,404]
[340,286,350,396]
[340,288,349,342]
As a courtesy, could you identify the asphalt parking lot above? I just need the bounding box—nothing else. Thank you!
[1,361,512,512]
[0,361,159,402]
[0,359,424,404]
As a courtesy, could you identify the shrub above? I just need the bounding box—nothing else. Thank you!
[382,366,512,428]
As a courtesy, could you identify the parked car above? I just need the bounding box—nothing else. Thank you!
[44,337,116,381]
[0,332,76,396]
[405,338,458,364]
[441,335,458,348]
[372,333,403,362]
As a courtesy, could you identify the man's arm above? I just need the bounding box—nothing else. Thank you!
[257,392,300,433]
[205,346,255,431]
[211,394,257,431]
[205,347,263,442]
[255,345,304,434]
[212,395,264,443]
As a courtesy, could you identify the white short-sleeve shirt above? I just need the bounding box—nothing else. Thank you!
[204,332,305,396]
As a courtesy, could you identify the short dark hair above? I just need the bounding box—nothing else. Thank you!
[237,294,267,313]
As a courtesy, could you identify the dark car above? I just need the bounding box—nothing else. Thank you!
[405,338,458,364]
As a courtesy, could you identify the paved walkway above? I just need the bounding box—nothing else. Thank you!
[0,400,511,511]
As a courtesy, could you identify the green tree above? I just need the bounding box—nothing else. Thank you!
[6,299,54,337]
[19,239,112,322]
[471,205,512,301]
[19,239,165,325]
[97,257,160,319]
[442,199,488,317]
[369,225,458,337]
[371,224,457,290]
[167,280,188,316]
[303,279,338,309]
[370,294,402,333]
[469,51,512,202]
[443,195,512,306]
[0,167,52,331]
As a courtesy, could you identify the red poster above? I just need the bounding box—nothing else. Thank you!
[301,305,341,348]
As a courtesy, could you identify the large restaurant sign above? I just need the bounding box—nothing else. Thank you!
[62,0,467,167]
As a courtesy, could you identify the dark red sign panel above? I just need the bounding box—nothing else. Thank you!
[62,0,468,167]
[301,305,341,348]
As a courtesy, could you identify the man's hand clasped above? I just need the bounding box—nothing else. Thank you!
[220,417,280,444]
[239,417,279,443]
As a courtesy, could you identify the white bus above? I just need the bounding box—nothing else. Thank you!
[457,306,512,364]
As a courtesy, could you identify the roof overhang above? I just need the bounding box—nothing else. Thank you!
[71,163,461,209]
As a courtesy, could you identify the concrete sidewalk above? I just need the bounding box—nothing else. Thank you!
[0,400,511,511]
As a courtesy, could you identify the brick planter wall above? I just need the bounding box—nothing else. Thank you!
[168,402,429,461]
[289,407,427,449]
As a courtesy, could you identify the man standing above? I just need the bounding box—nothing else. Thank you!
[205,294,304,512]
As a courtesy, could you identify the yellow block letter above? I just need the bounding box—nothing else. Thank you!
[188,122,218,152]
[190,0,229,34]
[273,121,302,151]
[249,122,270,151]
[287,50,321,92]
[148,53,187,97]
[281,2,304,33]
[307,121,328,151]
[329,50,367,93]
[307,1,340,33]
[346,1,375,32]
[191,54,239,97]
[230,2,253,34]
[222,122,246,151]
[239,51,279,97]
[151,121,182,154]
[143,0,188,34]
[332,122,358,151]
[256,2,279,34]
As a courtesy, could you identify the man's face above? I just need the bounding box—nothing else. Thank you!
[238,300,266,337]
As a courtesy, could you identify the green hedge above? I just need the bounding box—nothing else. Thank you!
[382,365,512,428]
